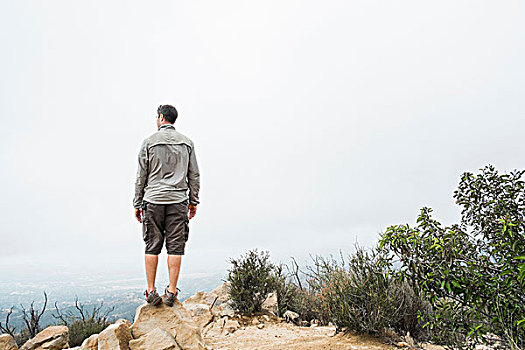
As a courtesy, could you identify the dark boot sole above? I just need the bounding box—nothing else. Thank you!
[164,293,178,307]
[164,298,176,307]
[147,295,162,306]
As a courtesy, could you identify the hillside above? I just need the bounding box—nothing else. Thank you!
[0,281,444,350]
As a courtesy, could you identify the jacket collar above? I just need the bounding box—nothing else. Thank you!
[159,124,175,130]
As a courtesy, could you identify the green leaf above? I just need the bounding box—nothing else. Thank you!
[467,324,483,339]
[518,264,525,283]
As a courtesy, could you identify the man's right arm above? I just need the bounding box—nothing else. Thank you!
[187,144,200,218]
[133,140,149,210]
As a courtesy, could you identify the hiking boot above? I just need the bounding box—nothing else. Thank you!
[144,288,162,306]
[164,286,180,307]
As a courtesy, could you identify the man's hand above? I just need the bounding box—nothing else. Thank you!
[188,204,197,220]
[134,208,143,223]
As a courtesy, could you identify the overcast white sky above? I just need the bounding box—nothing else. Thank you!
[1,1,524,279]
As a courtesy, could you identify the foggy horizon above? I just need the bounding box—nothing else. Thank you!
[1,1,524,281]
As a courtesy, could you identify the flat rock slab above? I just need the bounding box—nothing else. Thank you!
[98,319,132,350]
[79,333,98,350]
[0,334,18,350]
[183,292,214,329]
[129,327,180,350]
[20,326,69,350]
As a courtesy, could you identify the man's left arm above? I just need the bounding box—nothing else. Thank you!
[187,144,200,219]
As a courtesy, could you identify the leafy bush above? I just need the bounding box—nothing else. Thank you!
[66,317,110,347]
[424,298,477,348]
[53,299,113,347]
[306,246,430,338]
[227,249,279,314]
[228,247,429,339]
[379,165,525,349]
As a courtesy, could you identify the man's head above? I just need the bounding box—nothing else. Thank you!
[157,105,178,129]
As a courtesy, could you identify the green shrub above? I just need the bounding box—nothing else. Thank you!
[53,299,113,347]
[228,247,429,338]
[379,165,525,349]
[423,298,476,348]
[306,246,430,338]
[67,317,110,347]
[227,249,279,314]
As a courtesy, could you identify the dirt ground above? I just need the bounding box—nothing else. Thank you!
[204,321,402,350]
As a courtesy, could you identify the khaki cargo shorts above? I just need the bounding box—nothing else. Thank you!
[142,200,189,255]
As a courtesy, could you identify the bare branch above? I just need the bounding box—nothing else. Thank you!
[40,292,48,320]
[289,257,303,291]
[74,297,86,321]
[0,306,16,338]
[20,291,48,337]
[101,305,115,321]
[52,301,68,325]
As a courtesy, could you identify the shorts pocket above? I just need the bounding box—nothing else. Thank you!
[142,222,149,242]
[184,219,189,242]
[142,203,149,242]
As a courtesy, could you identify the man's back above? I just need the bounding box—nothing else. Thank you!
[134,124,200,209]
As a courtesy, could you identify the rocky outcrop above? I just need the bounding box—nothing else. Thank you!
[97,319,132,350]
[16,289,209,350]
[12,281,263,350]
[129,327,180,350]
[19,326,68,350]
[79,334,98,350]
[182,292,214,329]
[200,282,235,318]
[131,297,205,350]
[0,334,18,350]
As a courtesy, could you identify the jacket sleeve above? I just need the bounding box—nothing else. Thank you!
[133,140,149,208]
[187,144,200,206]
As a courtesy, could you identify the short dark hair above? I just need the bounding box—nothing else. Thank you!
[157,105,178,123]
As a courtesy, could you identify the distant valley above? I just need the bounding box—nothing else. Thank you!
[0,271,226,331]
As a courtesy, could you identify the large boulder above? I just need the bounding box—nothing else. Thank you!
[79,333,98,350]
[131,298,205,350]
[186,282,235,318]
[97,319,132,350]
[129,327,180,350]
[203,282,230,306]
[182,292,214,328]
[202,317,225,338]
[201,282,235,317]
[20,326,69,350]
[0,334,18,350]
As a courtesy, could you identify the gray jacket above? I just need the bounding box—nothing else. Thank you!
[133,124,200,208]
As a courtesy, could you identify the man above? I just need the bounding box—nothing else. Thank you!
[133,104,200,307]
